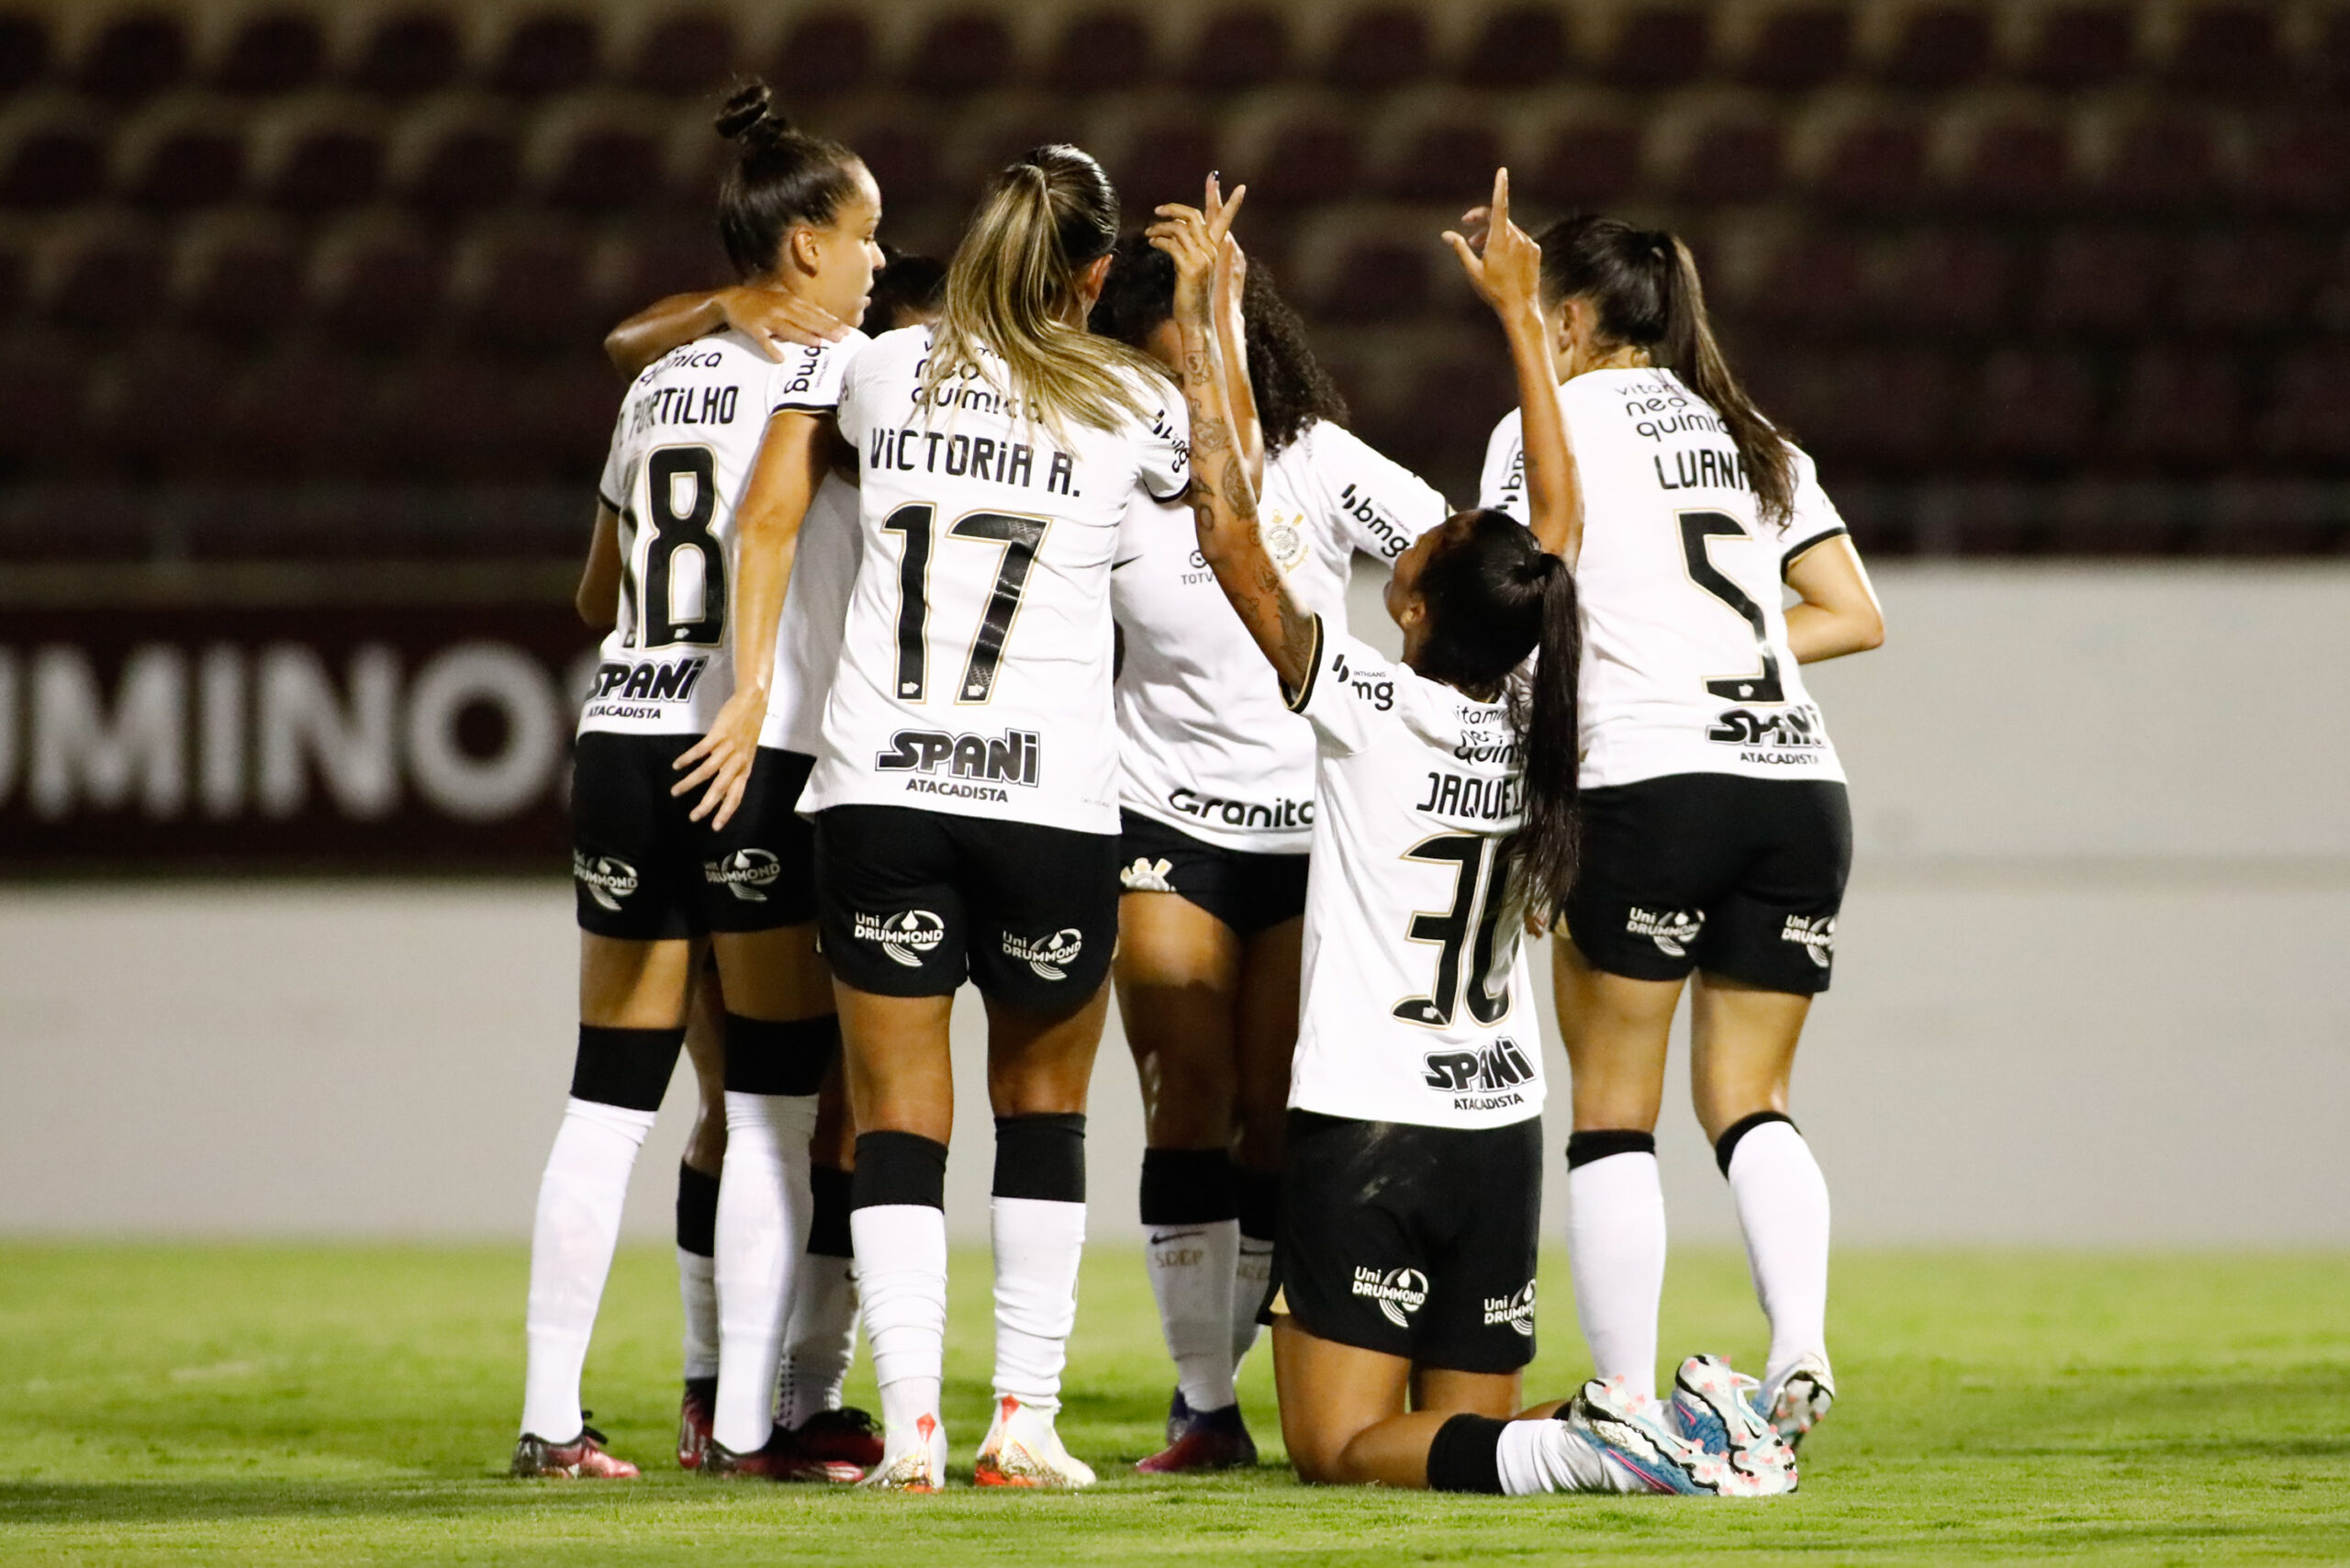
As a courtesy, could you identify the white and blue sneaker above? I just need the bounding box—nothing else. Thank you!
[1570,1375,1793,1497]
[1759,1353,1836,1450]
[1671,1354,1799,1490]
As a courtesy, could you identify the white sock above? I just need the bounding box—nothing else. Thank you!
[1232,1235,1274,1370]
[991,1196,1086,1414]
[677,1248,718,1382]
[1726,1121,1832,1394]
[776,1252,859,1429]
[1496,1417,1648,1495]
[520,1097,656,1439]
[711,1091,818,1453]
[852,1203,948,1448]
[1566,1149,1666,1399]
[1146,1218,1240,1413]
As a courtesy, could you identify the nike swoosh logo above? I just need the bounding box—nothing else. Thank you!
[1112,556,1141,569]
[1148,1229,1204,1245]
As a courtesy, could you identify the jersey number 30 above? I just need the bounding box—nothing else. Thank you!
[883,503,1049,704]
[1393,833,1516,1028]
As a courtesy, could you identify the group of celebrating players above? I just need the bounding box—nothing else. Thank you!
[510,75,1886,1499]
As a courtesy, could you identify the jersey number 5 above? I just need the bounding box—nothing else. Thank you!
[1393,834,1516,1029]
[883,503,1050,704]
[1678,510,1784,704]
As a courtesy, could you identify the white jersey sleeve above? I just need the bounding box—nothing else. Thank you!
[748,334,867,756]
[1136,389,1192,502]
[1283,619,1543,1131]
[1476,407,1528,521]
[1778,446,1850,574]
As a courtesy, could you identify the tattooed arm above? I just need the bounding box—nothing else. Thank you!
[1148,193,1317,695]
[1203,174,1265,490]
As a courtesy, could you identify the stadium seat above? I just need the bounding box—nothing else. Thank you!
[2261,349,2350,465]
[1524,117,1645,209]
[1673,116,1785,206]
[1325,7,1433,91]
[2034,225,2170,333]
[770,13,876,96]
[77,13,188,101]
[43,222,167,330]
[2320,9,2350,94]
[1383,119,1504,203]
[905,14,1015,94]
[2162,6,2277,93]
[1184,10,1293,92]
[1876,6,1991,87]
[540,115,670,212]
[1314,236,1430,321]
[1739,6,1851,89]
[2244,114,2350,218]
[261,118,386,214]
[91,339,221,471]
[1947,113,2074,215]
[379,353,532,477]
[632,13,736,95]
[1367,351,1512,480]
[2112,349,2241,467]
[1879,229,2016,335]
[1808,115,1929,209]
[397,116,523,216]
[0,14,48,94]
[845,121,946,207]
[2022,6,2137,88]
[0,232,24,319]
[1741,230,1871,332]
[0,334,88,466]
[121,120,245,211]
[216,14,325,95]
[520,353,618,476]
[179,220,304,341]
[458,230,599,352]
[1245,116,1366,208]
[1457,8,1567,86]
[1847,348,1962,465]
[488,14,600,97]
[1975,348,2100,465]
[1045,12,1154,93]
[2171,230,2322,333]
[315,222,447,349]
[0,119,105,210]
[220,351,374,473]
[2095,112,2223,215]
[610,230,726,311]
[350,13,464,96]
[1111,118,1219,215]
[1603,7,1712,89]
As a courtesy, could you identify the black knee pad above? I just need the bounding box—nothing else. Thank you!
[1565,1128,1657,1170]
[1714,1110,1798,1175]
[1237,1170,1281,1242]
[570,1025,684,1113]
[675,1162,719,1257]
[807,1163,854,1256]
[850,1131,948,1212]
[1139,1148,1237,1226]
[993,1113,1086,1203]
[1426,1413,1508,1494]
[722,1014,838,1096]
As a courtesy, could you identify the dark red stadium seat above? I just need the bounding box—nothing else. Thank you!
[905,14,1014,94]
[1525,119,1645,209]
[633,13,735,95]
[612,231,727,308]
[380,355,532,477]
[2244,115,2350,218]
[2172,231,2322,333]
[2113,350,2241,467]
[183,228,304,340]
[1949,115,2073,215]
[1325,7,1432,91]
[1743,231,1871,332]
[0,234,25,319]
[1248,118,1365,208]
[351,13,462,96]
[1186,10,1292,92]
[464,231,597,351]
[2321,9,2350,94]
[2164,6,2277,93]
[524,354,624,476]
[1046,12,1154,93]
[1740,6,1851,88]
[266,127,385,214]
[1810,116,1928,208]
[847,124,944,207]
[1604,7,1711,88]
[0,14,49,94]
[1878,6,1990,87]
[1879,230,2017,334]
[78,13,187,101]
[318,229,446,348]
[2023,6,2136,88]
[489,14,599,96]
[2097,114,2222,214]
[771,13,874,95]
[1386,121,1504,203]
[2035,226,2169,333]
[545,123,666,212]
[1366,352,1512,479]
[1674,118,1785,206]
[126,129,245,211]
[2262,350,2350,465]
[1458,8,1567,86]
[0,124,104,209]
[1841,349,1960,466]
[1113,120,1219,215]
[216,14,324,95]
[47,227,166,330]
[1975,349,2099,465]
[0,337,88,465]
[401,123,521,215]
[1316,237,1429,321]
[92,342,222,469]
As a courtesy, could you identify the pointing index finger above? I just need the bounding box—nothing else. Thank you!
[1489,166,1509,235]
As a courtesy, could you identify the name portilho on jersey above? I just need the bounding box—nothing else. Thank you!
[702,848,779,902]
[1352,1266,1430,1328]
[853,909,946,969]
[572,853,639,913]
[1781,913,1835,969]
[1483,1280,1537,1337]
[1627,905,1706,958]
[1001,927,1084,981]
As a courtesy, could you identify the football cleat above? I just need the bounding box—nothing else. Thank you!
[974,1395,1096,1488]
[793,1406,886,1470]
[861,1412,947,1492]
[1164,1387,1192,1448]
[702,1425,862,1484]
[1136,1399,1258,1473]
[1671,1355,1799,1489]
[510,1417,640,1480]
[677,1377,716,1470]
[1570,1376,1792,1497]
[1760,1353,1837,1450]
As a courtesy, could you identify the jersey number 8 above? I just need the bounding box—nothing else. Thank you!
[621,446,724,650]
[1393,833,1517,1029]
[883,503,1051,705]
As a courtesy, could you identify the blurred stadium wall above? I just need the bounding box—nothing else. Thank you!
[3,0,2347,1243]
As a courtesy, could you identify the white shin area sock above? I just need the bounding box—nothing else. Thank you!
[520,1097,657,1439]
[852,1204,948,1446]
[1496,1418,1648,1495]
[991,1196,1086,1414]
[776,1253,859,1429]
[1726,1121,1832,1393]
[1232,1234,1273,1369]
[710,1091,818,1453]
[677,1248,718,1382]
[1146,1218,1240,1413]
[1566,1150,1667,1399]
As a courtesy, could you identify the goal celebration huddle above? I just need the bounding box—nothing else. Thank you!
[516,76,1885,1500]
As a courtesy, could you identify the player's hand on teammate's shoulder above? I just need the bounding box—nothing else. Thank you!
[719,284,853,359]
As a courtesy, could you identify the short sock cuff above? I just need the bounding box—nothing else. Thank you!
[571,1025,684,1112]
[675,1161,720,1257]
[722,1013,839,1097]
[992,1113,1086,1203]
[1236,1170,1281,1241]
[1139,1148,1237,1225]
[1426,1413,1509,1494]
[1565,1128,1657,1170]
[807,1163,854,1256]
[850,1131,948,1211]
[1715,1110,1798,1176]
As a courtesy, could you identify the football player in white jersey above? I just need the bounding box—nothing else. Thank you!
[601,247,946,1477]
[1090,224,1449,1471]
[800,145,1192,1491]
[1472,211,1886,1449]
[1152,175,1794,1498]
[510,84,879,1482]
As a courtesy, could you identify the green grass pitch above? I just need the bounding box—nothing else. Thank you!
[3,1245,2346,1565]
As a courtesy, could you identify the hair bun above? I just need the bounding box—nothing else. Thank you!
[715,80,792,145]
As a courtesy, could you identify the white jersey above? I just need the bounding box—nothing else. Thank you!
[1477,371,1849,788]
[1112,421,1448,854]
[757,471,861,756]
[582,329,866,738]
[803,326,1191,834]
[1285,620,1543,1131]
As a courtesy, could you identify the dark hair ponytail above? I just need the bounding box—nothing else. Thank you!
[1413,510,1583,913]
[1536,216,1794,527]
[712,80,866,280]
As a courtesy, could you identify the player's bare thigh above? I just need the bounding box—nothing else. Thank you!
[1686,973,1811,1144]
[1113,890,1241,1148]
[1234,914,1303,1173]
[1550,933,1683,1133]
[1272,1315,1521,1485]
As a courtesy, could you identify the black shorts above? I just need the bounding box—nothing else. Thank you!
[1117,810,1308,938]
[1563,774,1851,994]
[571,734,817,940]
[1271,1111,1540,1374]
[813,805,1119,1010]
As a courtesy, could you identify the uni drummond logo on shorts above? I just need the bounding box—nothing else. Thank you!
[1352,1266,1429,1328]
[854,910,946,969]
[1781,913,1835,969]
[1002,928,1084,981]
[1626,906,1705,958]
[1483,1280,1537,1338]
[703,848,780,902]
[572,853,639,913]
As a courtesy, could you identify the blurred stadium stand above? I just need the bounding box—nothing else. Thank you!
[0,0,2344,571]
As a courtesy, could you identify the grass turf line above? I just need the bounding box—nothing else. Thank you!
[1,1245,2346,1565]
